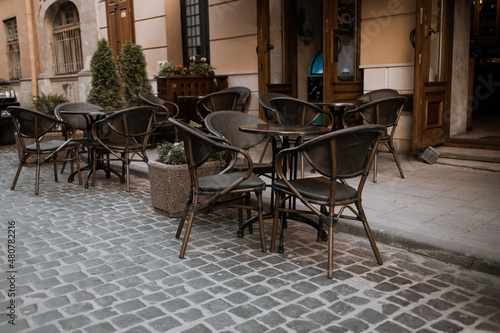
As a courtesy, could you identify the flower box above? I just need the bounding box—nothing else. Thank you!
[156,75,228,123]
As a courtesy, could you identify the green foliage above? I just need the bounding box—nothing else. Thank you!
[31,92,70,117]
[157,61,188,76]
[156,56,215,77]
[155,122,215,165]
[156,141,187,165]
[87,38,124,111]
[119,41,153,107]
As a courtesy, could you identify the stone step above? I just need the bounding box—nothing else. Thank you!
[434,146,500,171]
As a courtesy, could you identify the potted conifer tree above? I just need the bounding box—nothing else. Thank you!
[87,38,124,110]
[119,41,153,107]
[148,139,220,218]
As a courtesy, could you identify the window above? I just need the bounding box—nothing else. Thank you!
[180,0,210,66]
[5,18,21,80]
[52,2,83,75]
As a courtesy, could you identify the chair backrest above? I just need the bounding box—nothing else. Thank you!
[359,89,399,103]
[195,91,239,121]
[221,86,251,112]
[270,96,333,127]
[54,102,103,131]
[258,92,289,122]
[95,106,156,139]
[205,111,268,150]
[8,106,62,139]
[355,96,407,129]
[138,92,179,118]
[169,118,230,170]
[300,125,386,180]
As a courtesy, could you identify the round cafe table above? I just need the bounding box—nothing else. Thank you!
[315,99,365,129]
[60,109,123,188]
[238,123,331,241]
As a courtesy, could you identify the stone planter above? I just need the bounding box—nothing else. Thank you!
[156,75,228,123]
[148,160,221,218]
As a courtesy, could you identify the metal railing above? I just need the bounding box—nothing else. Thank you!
[52,26,83,75]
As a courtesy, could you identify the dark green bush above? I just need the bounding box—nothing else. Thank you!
[31,92,69,117]
[87,38,124,111]
[120,41,152,107]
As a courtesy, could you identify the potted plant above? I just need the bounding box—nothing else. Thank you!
[119,41,153,107]
[148,139,220,218]
[87,38,124,111]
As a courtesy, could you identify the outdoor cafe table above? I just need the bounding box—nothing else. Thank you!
[238,123,331,241]
[315,99,365,129]
[60,109,122,188]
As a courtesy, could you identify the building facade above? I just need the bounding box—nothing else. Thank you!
[1,0,495,152]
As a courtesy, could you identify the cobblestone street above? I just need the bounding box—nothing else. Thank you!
[1,145,500,333]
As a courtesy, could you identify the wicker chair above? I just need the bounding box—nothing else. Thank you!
[90,106,160,192]
[221,86,251,112]
[8,106,82,195]
[271,124,386,278]
[270,96,334,177]
[194,91,240,123]
[168,118,267,258]
[343,96,407,182]
[358,88,399,103]
[205,111,273,179]
[138,93,180,146]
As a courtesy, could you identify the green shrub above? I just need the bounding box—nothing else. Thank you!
[31,92,69,117]
[120,41,152,107]
[87,38,124,111]
[156,141,187,165]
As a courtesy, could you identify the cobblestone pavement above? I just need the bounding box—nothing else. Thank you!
[0,145,499,333]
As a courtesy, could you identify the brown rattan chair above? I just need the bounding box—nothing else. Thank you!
[271,124,386,278]
[269,97,334,128]
[168,117,267,258]
[270,96,334,177]
[258,92,289,123]
[221,86,251,112]
[256,92,290,163]
[91,106,160,192]
[343,96,407,183]
[138,92,180,146]
[358,88,399,103]
[8,106,82,195]
[204,111,273,179]
[194,91,240,122]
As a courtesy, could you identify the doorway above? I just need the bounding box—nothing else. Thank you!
[448,0,500,149]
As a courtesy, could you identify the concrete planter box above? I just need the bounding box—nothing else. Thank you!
[148,160,220,218]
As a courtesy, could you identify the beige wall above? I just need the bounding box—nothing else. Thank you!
[208,0,259,115]
[209,0,257,74]
[360,0,415,66]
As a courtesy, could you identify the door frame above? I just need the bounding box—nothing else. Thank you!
[412,0,454,150]
[106,0,135,61]
[257,0,297,120]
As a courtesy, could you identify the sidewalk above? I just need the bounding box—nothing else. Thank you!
[131,145,500,277]
[1,143,500,332]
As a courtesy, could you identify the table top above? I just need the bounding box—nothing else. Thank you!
[315,99,365,107]
[239,123,331,137]
[59,110,111,117]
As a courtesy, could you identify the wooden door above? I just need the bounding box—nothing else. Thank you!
[412,0,452,150]
[323,0,362,102]
[106,0,135,60]
[257,0,297,119]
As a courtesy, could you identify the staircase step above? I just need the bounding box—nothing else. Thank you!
[434,146,500,171]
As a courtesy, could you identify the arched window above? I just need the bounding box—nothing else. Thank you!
[52,2,83,75]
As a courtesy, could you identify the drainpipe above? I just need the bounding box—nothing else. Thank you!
[25,0,37,97]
